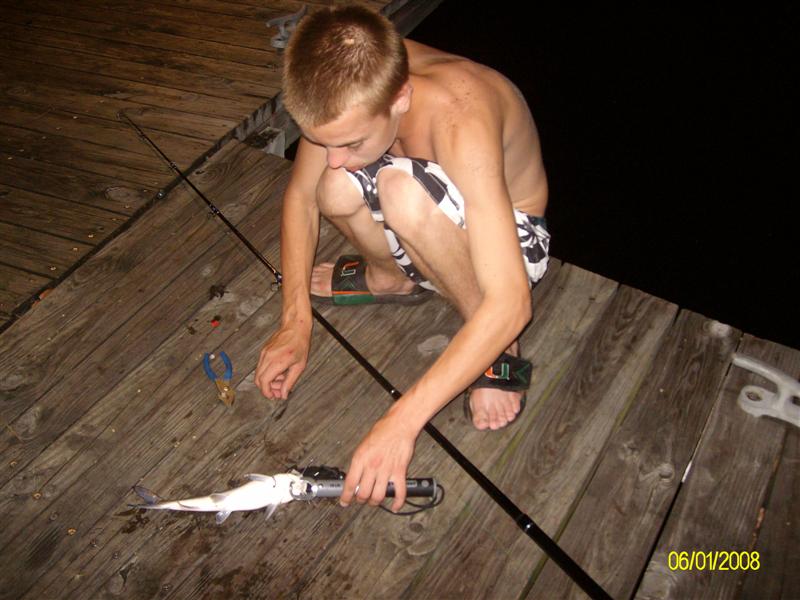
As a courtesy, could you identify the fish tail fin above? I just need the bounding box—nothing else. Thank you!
[133,485,163,505]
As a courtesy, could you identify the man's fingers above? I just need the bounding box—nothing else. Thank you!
[255,362,282,396]
[340,463,362,507]
[370,473,389,506]
[390,475,406,513]
[280,363,305,399]
[355,471,376,504]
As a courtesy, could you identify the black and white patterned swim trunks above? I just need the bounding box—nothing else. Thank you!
[345,154,551,291]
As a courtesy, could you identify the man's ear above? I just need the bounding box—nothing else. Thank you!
[390,81,413,116]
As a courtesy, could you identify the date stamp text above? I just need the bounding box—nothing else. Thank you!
[668,551,760,571]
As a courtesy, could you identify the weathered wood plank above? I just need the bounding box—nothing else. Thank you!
[398,286,678,600]
[55,0,286,37]
[0,38,275,102]
[3,0,275,52]
[0,185,125,244]
[0,75,237,143]
[63,294,399,600]
[0,154,150,217]
[106,248,496,600]
[293,263,624,599]
[0,147,292,598]
[0,264,50,320]
[2,201,410,599]
[0,221,92,278]
[1,7,279,68]
[7,244,287,600]
[739,427,800,600]
[635,335,800,600]
[0,101,211,172]
[1,56,261,123]
[0,123,170,186]
[0,22,281,88]
[529,311,741,599]
[0,143,288,480]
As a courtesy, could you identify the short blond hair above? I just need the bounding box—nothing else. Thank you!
[283,5,408,127]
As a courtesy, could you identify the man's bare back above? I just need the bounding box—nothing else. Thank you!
[392,40,548,218]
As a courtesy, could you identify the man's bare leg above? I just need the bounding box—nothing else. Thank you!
[375,169,525,430]
[311,167,417,297]
[311,167,524,429]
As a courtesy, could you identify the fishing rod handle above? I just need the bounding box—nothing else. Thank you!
[311,478,437,498]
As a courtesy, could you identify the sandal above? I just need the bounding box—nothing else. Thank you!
[315,255,433,306]
[463,352,532,428]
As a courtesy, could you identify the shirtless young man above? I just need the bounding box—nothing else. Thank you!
[254,6,549,511]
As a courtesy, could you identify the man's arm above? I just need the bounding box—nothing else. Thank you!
[341,86,533,510]
[255,139,328,400]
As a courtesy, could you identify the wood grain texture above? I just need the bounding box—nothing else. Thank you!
[0,155,149,216]
[0,185,125,244]
[1,56,260,122]
[635,335,800,600]
[0,264,50,320]
[400,285,678,600]
[739,427,800,600]
[0,7,278,67]
[0,22,279,88]
[0,221,93,278]
[0,143,288,481]
[0,101,212,170]
[2,0,275,53]
[0,143,291,599]
[295,264,623,599]
[0,123,170,185]
[529,311,742,600]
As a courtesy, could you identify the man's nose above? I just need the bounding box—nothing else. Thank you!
[326,148,348,169]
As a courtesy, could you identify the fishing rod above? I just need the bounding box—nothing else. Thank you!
[120,112,612,600]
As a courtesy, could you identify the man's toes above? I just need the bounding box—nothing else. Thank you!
[473,413,490,430]
[469,400,490,430]
[505,400,520,421]
[490,412,509,430]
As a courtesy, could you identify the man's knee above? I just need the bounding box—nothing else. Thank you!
[316,167,363,218]
[376,169,436,237]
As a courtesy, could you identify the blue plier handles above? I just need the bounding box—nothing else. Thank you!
[203,351,235,406]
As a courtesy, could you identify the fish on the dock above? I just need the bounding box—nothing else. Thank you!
[130,472,303,524]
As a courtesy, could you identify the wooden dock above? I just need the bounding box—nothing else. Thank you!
[0,0,440,327]
[1,136,797,598]
[1,2,798,599]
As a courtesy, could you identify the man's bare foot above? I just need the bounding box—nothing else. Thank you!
[467,388,524,430]
[467,342,525,430]
[310,261,418,298]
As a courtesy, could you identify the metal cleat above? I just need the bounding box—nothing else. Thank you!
[266,5,308,49]
[731,353,800,427]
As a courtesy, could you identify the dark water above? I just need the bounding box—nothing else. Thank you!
[409,2,798,349]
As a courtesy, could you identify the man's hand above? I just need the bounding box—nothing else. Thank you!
[255,324,310,400]
[340,409,419,513]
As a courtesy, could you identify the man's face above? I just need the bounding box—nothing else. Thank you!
[301,85,411,171]
[302,104,398,171]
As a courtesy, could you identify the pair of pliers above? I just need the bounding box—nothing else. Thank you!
[203,352,234,406]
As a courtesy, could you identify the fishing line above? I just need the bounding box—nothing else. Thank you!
[120,112,612,600]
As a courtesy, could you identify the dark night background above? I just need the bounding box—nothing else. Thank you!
[408,2,798,349]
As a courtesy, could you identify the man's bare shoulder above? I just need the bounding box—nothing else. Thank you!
[403,41,547,214]
[406,40,504,113]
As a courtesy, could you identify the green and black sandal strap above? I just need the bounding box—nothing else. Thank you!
[470,352,532,392]
[330,255,375,305]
